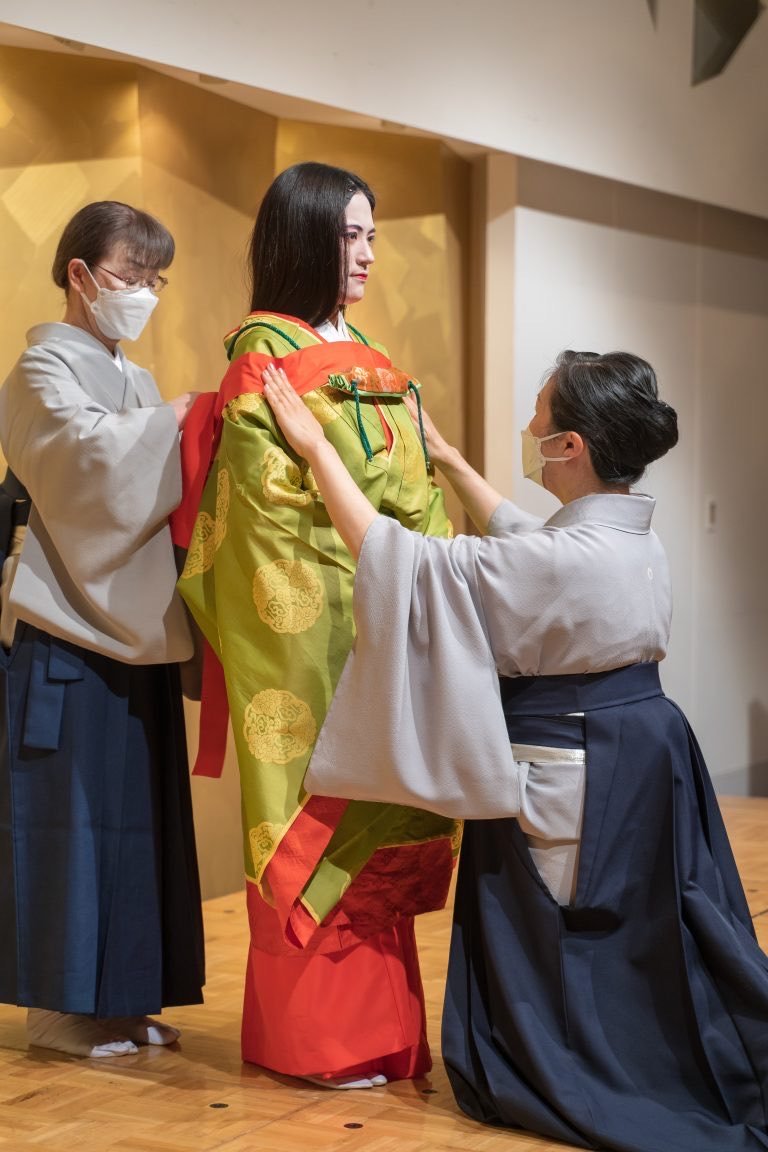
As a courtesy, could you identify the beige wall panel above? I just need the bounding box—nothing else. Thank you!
[136,69,277,398]
[275,121,445,221]
[0,47,143,381]
[0,48,139,166]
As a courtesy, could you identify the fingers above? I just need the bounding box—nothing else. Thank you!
[403,391,432,436]
[262,363,282,384]
[261,363,291,400]
[402,393,423,432]
[403,392,431,430]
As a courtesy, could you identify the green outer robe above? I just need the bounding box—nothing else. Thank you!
[178,314,460,950]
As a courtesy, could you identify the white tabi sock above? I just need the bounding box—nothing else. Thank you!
[26,1010,138,1058]
[105,1016,181,1046]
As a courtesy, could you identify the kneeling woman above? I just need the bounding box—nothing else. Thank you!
[263,352,768,1151]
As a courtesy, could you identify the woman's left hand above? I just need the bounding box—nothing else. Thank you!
[403,393,453,467]
[262,364,326,459]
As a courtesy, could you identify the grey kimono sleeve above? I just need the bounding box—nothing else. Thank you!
[487,498,544,536]
[304,515,521,820]
[0,346,191,662]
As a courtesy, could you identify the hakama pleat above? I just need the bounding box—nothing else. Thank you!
[443,665,768,1152]
[0,624,205,1016]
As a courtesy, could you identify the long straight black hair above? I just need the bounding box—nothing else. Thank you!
[248,162,375,327]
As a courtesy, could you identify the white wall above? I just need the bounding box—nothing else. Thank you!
[2,0,767,219]
[486,163,768,789]
[694,244,768,786]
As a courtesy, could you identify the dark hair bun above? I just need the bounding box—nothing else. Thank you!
[549,351,678,485]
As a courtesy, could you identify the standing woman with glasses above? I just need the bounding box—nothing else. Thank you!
[174,162,459,1088]
[0,201,205,1058]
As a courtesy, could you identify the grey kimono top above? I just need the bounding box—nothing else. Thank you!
[0,323,192,664]
[306,492,672,816]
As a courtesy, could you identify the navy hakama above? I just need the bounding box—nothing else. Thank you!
[0,624,205,1017]
[444,664,768,1151]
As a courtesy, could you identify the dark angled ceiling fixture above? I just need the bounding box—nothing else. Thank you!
[692,0,764,84]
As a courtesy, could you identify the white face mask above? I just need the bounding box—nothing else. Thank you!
[520,426,569,487]
[82,266,158,342]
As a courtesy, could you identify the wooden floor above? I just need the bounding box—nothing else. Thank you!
[1,796,767,1152]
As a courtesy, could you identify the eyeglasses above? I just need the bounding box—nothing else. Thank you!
[91,264,169,294]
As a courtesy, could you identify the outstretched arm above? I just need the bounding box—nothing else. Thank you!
[403,395,504,533]
[262,364,377,560]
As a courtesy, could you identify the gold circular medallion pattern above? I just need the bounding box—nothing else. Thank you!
[182,511,215,579]
[302,465,319,495]
[181,466,230,577]
[243,688,317,764]
[304,389,341,426]
[214,466,230,547]
[249,821,282,879]
[227,392,266,422]
[262,446,312,507]
[252,558,324,634]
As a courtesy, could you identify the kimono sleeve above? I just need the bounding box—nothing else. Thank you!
[179,390,360,886]
[0,344,181,580]
[0,343,191,662]
[305,515,521,820]
[487,498,545,536]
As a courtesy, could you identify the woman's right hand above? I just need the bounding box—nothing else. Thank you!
[263,365,377,558]
[170,391,201,429]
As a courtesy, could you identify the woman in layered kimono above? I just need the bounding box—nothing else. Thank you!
[262,351,768,1151]
[175,162,459,1089]
[0,201,205,1058]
